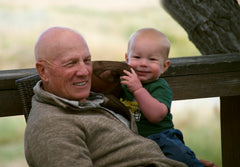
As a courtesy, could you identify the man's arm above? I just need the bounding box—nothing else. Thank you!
[25,117,93,167]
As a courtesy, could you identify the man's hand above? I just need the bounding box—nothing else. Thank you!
[120,68,143,93]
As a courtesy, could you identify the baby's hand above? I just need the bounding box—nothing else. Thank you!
[120,68,143,93]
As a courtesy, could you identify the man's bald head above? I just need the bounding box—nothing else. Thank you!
[34,26,88,62]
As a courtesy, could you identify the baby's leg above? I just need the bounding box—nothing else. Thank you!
[148,129,204,167]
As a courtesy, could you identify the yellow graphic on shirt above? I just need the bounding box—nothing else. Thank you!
[120,98,141,122]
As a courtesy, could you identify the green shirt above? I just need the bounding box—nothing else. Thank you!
[120,78,174,137]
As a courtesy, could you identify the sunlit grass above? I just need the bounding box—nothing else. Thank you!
[0,116,27,167]
[0,116,25,144]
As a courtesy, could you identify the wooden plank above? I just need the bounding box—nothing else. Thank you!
[166,71,240,100]
[0,54,240,116]
[1,53,240,91]
[1,69,239,116]
[0,68,37,117]
[0,90,24,117]
[0,68,37,90]
[165,53,240,77]
[220,96,240,167]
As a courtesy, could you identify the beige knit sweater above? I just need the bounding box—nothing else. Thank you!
[24,81,187,167]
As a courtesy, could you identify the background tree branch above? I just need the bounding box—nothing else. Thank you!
[161,0,240,55]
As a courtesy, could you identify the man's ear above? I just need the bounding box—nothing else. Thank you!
[163,60,170,73]
[36,61,48,82]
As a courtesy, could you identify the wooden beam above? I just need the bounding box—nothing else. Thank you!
[220,95,240,167]
[0,90,23,117]
[166,71,240,100]
[0,53,240,116]
[0,68,37,117]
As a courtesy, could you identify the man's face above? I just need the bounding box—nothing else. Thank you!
[43,37,92,102]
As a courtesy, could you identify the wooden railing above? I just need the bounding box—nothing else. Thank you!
[0,53,240,167]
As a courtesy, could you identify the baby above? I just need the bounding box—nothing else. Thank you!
[120,28,217,167]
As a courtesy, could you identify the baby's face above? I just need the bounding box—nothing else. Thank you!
[126,37,168,84]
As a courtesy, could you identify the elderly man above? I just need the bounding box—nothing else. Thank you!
[24,26,186,167]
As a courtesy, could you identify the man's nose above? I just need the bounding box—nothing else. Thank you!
[76,62,89,76]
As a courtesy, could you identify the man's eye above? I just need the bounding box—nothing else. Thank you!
[84,58,91,64]
[63,61,76,67]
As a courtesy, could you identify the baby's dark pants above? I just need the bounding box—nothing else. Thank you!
[148,129,204,167]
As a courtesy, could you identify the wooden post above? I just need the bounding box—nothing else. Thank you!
[220,95,240,167]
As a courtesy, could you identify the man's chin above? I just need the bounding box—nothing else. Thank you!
[78,93,90,100]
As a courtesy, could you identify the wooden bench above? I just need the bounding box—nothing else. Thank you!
[0,53,240,167]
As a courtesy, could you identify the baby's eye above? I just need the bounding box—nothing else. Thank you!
[132,55,140,59]
[149,58,158,61]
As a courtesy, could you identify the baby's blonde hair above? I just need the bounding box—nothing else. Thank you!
[127,28,170,61]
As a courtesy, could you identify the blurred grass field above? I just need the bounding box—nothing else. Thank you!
[0,0,221,166]
[0,0,200,70]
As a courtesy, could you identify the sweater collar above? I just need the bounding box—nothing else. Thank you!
[33,81,130,128]
[34,80,105,109]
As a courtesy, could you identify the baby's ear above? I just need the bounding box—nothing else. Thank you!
[125,53,129,63]
[163,60,170,72]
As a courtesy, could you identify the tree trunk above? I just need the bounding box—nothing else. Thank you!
[161,0,240,55]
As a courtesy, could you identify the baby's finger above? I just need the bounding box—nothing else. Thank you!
[130,68,137,75]
[130,68,138,77]
[120,78,130,85]
[123,69,130,75]
[120,80,127,85]
[123,69,133,77]
[120,75,130,81]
